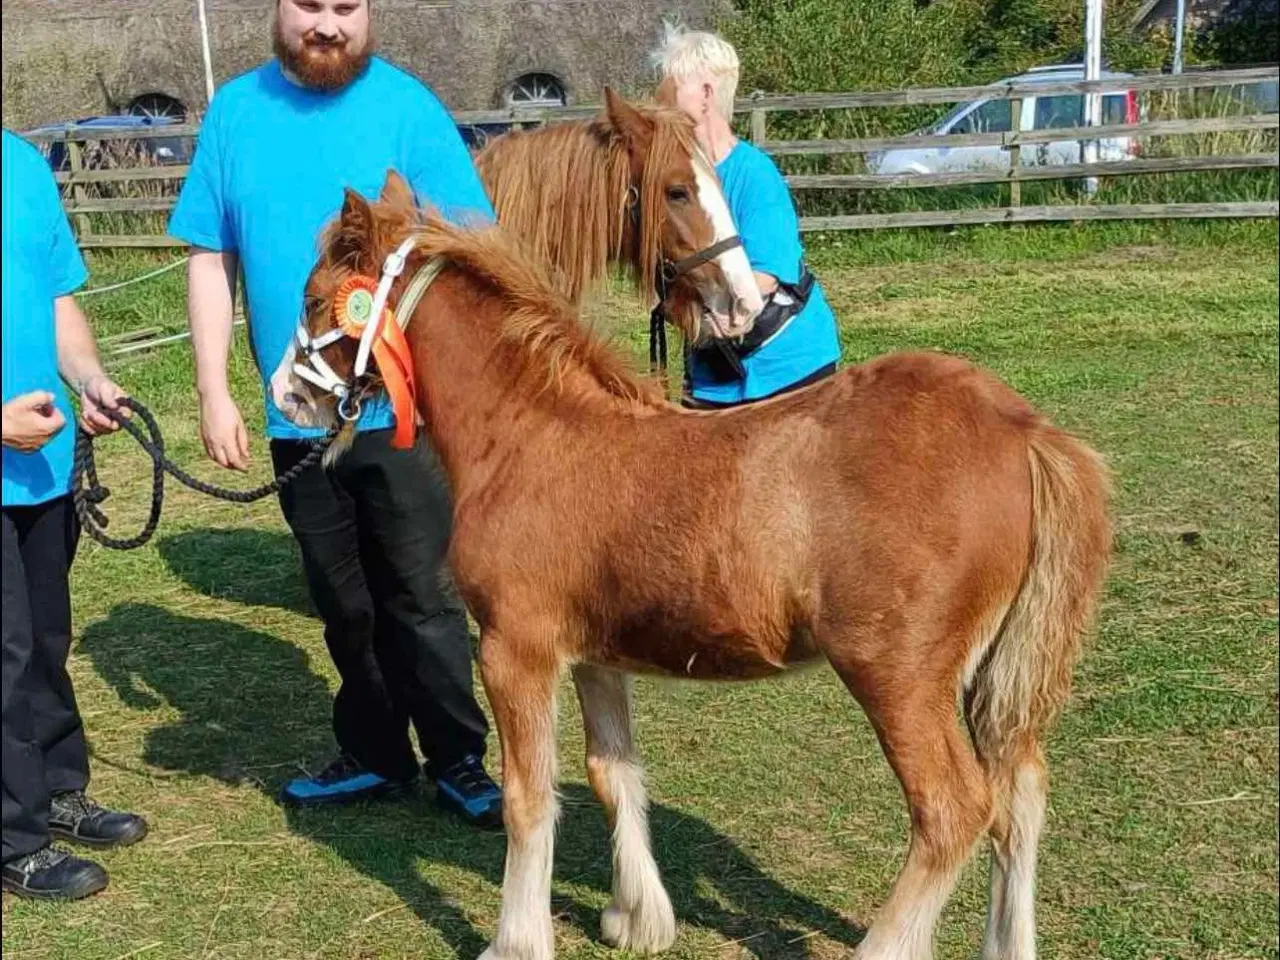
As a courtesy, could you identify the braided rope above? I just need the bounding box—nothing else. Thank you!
[71,397,335,550]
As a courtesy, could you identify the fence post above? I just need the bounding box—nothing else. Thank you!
[1008,98,1022,208]
[66,139,92,240]
[750,108,766,144]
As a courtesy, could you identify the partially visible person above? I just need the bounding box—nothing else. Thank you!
[652,24,842,407]
[2,128,149,900]
[167,0,503,825]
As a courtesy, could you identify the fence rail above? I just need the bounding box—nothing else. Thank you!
[732,66,1279,113]
[23,66,1279,145]
[61,151,1277,209]
[22,65,1278,246]
[761,113,1280,156]
[788,152,1279,191]
[55,166,189,186]
[800,200,1279,231]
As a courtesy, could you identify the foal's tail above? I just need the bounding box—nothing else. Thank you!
[965,426,1112,762]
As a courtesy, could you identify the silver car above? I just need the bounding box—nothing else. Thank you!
[866,64,1140,175]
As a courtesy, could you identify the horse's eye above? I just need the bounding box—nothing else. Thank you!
[666,185,691,203]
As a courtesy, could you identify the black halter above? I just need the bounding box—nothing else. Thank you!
[624,185,746,386]
[659,235,745,286]
[650,237,745,384]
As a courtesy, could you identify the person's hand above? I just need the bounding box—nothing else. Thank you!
[2,391,66,453]
[199,390,251,471]
[79,374,130,436]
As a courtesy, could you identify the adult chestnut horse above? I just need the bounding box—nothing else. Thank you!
[476,88,754,348]
[272,174,1112,960]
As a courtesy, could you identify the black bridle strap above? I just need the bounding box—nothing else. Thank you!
[662,235,744,279]
[649,301,669,372]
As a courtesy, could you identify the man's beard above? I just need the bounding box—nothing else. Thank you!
[272,18,373,92]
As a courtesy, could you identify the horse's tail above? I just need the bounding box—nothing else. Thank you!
[965,425,1112,763]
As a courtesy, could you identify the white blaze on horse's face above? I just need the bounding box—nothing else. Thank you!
[690,149,763,336]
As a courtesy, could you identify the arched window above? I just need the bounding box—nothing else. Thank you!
[126,92,188,121]
[505,73,567,108]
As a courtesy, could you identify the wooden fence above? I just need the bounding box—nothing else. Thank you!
[22,65,1279,248]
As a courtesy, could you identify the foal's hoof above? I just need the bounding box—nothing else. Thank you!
[601,900,677,953]
[477,946,549,960]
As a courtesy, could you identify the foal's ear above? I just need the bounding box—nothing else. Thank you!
[340,187,374,235]
[379,169,416,211]
[605,86,653,156]
[330,187,375,263]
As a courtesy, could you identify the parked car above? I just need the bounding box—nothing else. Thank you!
[28,114,194,171]
[457,120,515,151]
[866,64,1142,175]
[1211,77,1279,114]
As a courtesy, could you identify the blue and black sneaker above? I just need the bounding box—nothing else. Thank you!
[280,753,417,808]
[432,755,503,830]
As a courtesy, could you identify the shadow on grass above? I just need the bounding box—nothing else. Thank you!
[157,527,315,616]
[79,530,863,957]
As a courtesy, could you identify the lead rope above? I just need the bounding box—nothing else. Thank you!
[71,396,336,550]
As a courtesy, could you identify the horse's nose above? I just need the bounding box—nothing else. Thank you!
[270,366,316,425]
[269,366,293,412]
[730,295,760,335]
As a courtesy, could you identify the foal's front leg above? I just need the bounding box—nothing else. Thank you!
[478,629,561,960]
[572,665,676,953]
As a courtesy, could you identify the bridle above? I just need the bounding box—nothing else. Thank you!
[659,234,745,291]
[623,183,746,383]
[624,184,745,303]
[291,235,442,446]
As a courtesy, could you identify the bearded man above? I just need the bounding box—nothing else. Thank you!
[167,0,502,826]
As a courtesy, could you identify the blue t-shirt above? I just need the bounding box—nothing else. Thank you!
[167,57,494,439]
[2,129,89,507]
[688,140,840,404]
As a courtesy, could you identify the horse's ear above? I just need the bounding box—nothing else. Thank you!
[330,187,374,263]
[340,187,374,235]
[380,169,416,211]
[654,76,678,108]
[605,86,653,156]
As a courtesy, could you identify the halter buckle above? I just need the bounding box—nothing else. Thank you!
[337,392,363,422]
[383,247,410,279]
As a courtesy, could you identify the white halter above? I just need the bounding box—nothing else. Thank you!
[291,236,441,407]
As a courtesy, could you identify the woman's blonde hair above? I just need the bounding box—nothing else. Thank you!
[649,22,740,123]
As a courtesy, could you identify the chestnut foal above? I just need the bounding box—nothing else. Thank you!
[273,176,1111,960]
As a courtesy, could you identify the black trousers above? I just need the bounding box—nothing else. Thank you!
[2,496,90,864]
[271,429,489,781]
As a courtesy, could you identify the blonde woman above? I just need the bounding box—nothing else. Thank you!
[653,24,841,406]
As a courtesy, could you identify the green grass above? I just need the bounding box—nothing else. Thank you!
[3,221,1277,960]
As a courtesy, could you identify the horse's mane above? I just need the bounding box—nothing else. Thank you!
[320,192,666,410]
[474,105,702,305]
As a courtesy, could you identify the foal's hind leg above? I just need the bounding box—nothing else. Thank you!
[980,739,1047,960]
[572,665,676,953]
[478,630,560,960]
[836,674,993,960]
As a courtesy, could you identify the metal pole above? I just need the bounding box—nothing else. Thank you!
[196,0,216,106]
[1172,0,1187,74]
[1083,0,1104,195]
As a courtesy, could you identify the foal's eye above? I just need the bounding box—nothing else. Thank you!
[666,185,692,203]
